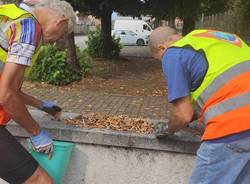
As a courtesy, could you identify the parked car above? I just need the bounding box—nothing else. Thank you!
[112,30,149,46]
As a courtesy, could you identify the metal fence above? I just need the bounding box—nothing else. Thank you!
[196,12,250,42]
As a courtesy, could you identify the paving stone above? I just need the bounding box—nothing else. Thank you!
[24,88,169,120]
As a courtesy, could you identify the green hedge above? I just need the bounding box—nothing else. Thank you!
[28,44,90,85]
[86,28,122,58]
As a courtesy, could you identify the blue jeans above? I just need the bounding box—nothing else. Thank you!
[189,137,250,184]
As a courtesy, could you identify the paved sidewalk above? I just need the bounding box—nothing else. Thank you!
[24,88,169,120]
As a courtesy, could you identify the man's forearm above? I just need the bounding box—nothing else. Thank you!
[20,91,42,108]
[0,63,40,135]
[167,97,194,134]
[1,91,40,136]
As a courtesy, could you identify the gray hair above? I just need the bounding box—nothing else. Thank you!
[23,0,76,33]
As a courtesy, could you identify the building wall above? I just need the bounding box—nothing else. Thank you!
[64,143,195,184]
[0,110,200,184]
[0,138,195,184]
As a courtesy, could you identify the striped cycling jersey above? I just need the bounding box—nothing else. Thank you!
[0,3,42,69]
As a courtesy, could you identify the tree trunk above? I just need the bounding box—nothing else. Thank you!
[56,32,80,72]
[100,2,113,58]
[182,17,196,36]
[65,32,80,70]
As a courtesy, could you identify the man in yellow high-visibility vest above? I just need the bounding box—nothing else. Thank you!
[150,26,250,184]
[0,0,75,183]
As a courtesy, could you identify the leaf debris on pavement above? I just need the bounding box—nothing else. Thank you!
[64,113,153,134]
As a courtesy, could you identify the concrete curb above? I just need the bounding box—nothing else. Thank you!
[7,110,200,154]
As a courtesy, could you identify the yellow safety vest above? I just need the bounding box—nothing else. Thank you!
[171,30,250,140]
[0,4,42,72]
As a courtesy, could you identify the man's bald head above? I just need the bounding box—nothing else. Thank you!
[149,26,177,52]
[149,26,182,61]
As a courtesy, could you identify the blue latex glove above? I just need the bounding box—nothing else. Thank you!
[40,100,62,120]
[30,128,54,158]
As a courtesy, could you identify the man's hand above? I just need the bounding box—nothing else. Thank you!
[40,101,62,120]
[154,121,173,138]
[154,97,194,139]
[30,128,54,159]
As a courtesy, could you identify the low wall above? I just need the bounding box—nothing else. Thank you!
[0,110,201,184]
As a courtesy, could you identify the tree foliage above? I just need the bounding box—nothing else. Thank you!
[67,0,145,58]
[201,0,230,16]
[68,0,231,41]
[68,0,143,17]
[230,0,250,39]
[3,0,232,57]
[142,0,230,34]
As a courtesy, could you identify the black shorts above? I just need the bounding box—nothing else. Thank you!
[0,126,38,184]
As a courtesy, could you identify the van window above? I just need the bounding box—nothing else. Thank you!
[125,31,137,36]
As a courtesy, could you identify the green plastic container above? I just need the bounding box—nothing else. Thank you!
[28,140,75,184]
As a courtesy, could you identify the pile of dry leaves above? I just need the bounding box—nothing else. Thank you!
[64,113,153,134]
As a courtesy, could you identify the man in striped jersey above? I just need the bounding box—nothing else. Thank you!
[0,0,75,183]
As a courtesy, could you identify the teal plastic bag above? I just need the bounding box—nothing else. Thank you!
[29,140,75,184]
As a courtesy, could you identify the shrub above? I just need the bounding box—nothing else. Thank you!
[28,44,89,85]
[86,28,122,58]
[76,47,92,75]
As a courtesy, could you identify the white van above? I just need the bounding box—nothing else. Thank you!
[113,20,152,36]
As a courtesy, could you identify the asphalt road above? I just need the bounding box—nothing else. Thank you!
[74,35,151,58]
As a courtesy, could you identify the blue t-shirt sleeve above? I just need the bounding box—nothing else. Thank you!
[162,47,208,103]
[162,48,191,103]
